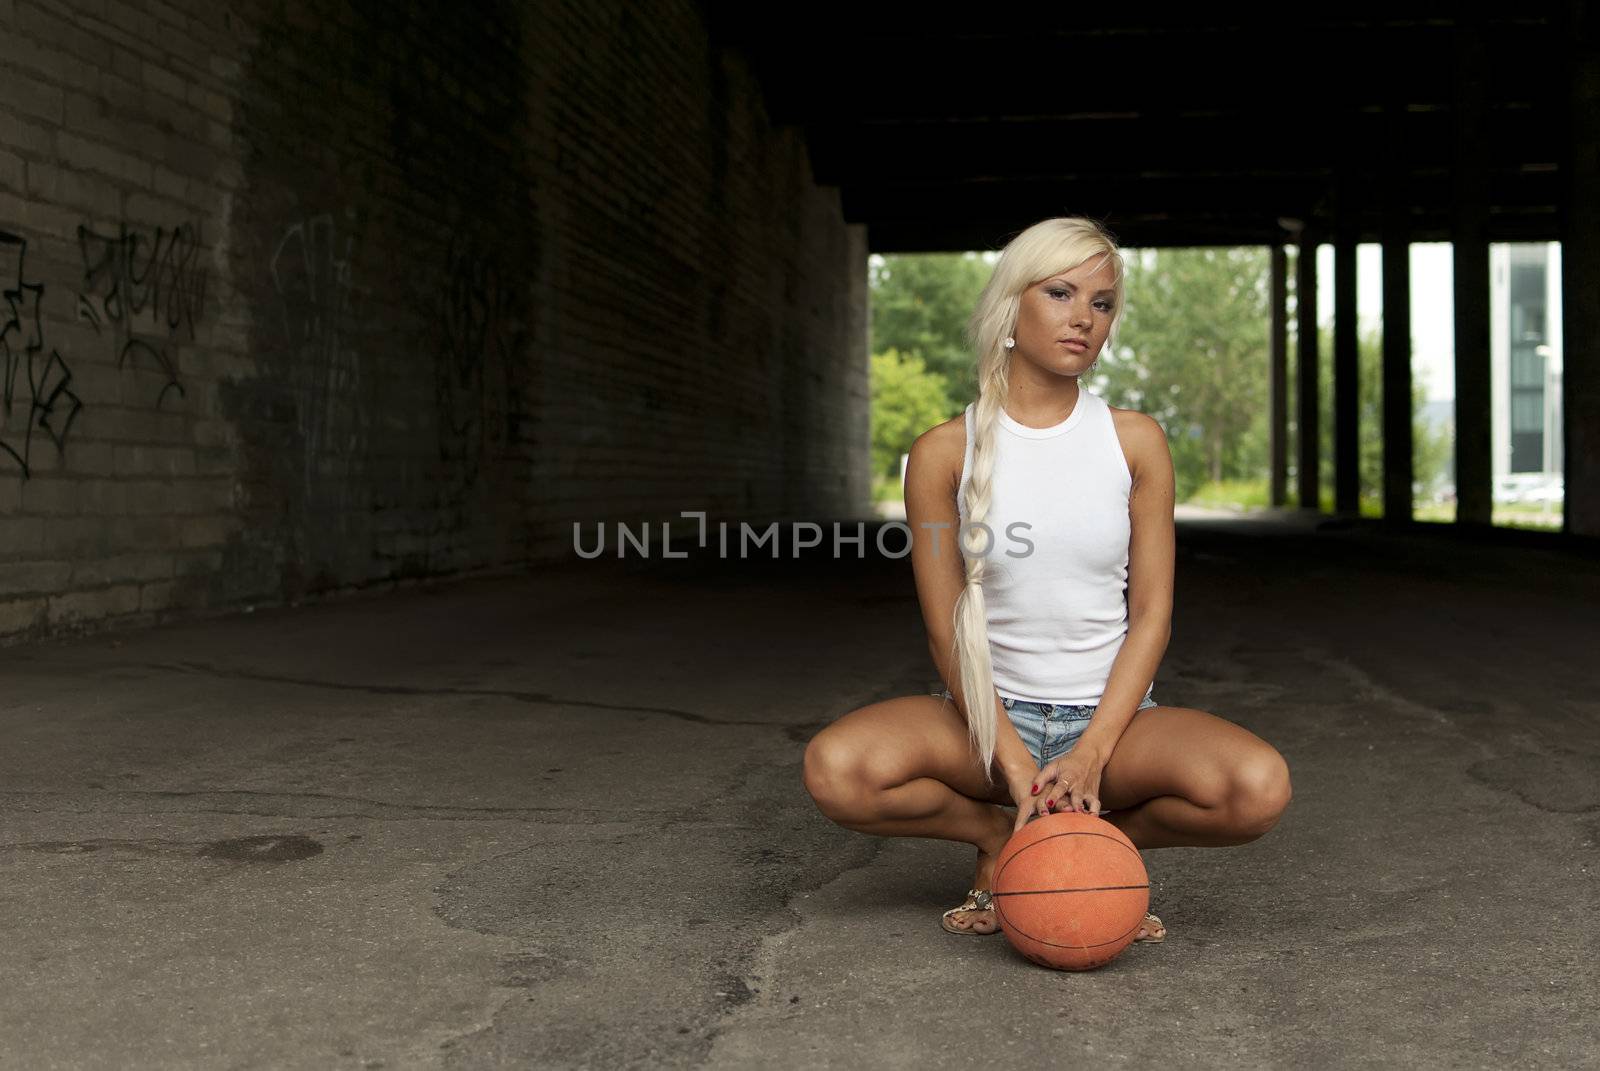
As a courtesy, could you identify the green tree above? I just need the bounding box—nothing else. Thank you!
[1414,399,1453,507]
[869,253,993,390]
[1313,317,1453,515]
[870,348,955,478]
[1097,247,1272,502]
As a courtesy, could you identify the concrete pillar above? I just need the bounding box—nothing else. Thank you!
[1381,102,1415,523]
[1563,0,1600,537]
[1452,13,1493,526]
[1334,168,1361,516]
[1296,229,1321,511]
[1270,242,1289,507]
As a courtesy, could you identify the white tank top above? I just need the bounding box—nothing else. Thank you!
[955,387,1152,706]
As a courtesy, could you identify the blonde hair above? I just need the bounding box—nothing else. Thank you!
[952,216,1127,786]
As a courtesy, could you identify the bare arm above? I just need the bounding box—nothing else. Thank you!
[904,424,1037,782]
[1075,411,1175,763]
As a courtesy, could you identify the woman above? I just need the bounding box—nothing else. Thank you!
[802,217,1292,941]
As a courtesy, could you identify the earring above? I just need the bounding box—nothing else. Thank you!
[1003,337,1015,349]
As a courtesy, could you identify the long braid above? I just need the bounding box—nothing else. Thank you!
[951,364,1009,785]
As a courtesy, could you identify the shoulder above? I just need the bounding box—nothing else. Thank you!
[907,407,968,495]
[1107,404,1164,441]
[1106,404,1169,481]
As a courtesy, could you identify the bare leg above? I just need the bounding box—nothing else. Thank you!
[824,782,1015,935]
[822,775,1014,853]
[1094,705,1294,852]
[802,696,1019,934]
[1102,795,1269,850]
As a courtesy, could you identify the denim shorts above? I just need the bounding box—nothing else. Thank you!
[933,690,1158,768]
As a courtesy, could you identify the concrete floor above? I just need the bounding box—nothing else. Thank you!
[3,511,1598,1069]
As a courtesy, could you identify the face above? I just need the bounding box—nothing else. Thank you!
[1010,255,1118,376]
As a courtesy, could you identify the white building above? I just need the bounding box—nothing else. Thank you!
[1489,242,1564,504]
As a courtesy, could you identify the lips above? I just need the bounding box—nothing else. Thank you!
[1061,339,1089,351]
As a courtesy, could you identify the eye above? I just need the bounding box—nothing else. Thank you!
[1047,287,1114,313]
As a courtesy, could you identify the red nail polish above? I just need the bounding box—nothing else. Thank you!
[1031,785,1038,793]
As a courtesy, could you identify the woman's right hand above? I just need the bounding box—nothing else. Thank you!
[1003,764,1045,834]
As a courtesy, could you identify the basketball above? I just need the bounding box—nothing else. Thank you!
[991,811,1151,971]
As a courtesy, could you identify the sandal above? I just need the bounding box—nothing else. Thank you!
[939,889,998,936]
[1137,911,1166,943]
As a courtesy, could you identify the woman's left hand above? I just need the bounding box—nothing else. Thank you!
[1031,744,1108,817]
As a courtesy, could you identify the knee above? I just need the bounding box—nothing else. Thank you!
[802,732,867,821]
[1230,750,1293,837]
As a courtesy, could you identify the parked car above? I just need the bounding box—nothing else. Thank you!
[1494,473,1563,505]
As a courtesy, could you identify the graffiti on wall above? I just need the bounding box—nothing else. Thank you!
[436,228,516,491]
[269,211,369,496]
[75,221,206,409]
[1,230,83,481]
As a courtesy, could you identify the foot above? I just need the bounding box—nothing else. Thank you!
[940,814,1009,935]
[1136,912,1166,943]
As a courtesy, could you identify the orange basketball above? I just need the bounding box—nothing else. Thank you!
[992,811,1150,971]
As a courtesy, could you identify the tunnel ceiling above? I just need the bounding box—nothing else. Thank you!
[703,4,1573,251]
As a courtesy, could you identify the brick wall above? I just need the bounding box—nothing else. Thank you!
[0,0,871,644]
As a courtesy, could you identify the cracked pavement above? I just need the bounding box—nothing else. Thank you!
[2,513,1597,1068]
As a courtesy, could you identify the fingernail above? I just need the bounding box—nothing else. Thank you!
[1046,801,1055,811]
[1031,785,1038,793]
